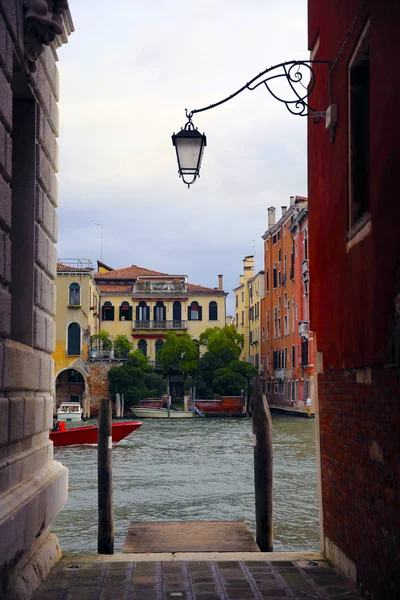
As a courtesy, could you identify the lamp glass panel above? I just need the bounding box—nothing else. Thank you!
[176,137,203,171]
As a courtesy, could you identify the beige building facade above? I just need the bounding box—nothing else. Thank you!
[94,264,227,365]
[0,3,73,598]
[233,256,256,363]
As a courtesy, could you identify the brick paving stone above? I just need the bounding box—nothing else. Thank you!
[225,590,256,599]
[130,593,162,600]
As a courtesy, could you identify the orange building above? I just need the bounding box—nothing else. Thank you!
[260,196,315,415]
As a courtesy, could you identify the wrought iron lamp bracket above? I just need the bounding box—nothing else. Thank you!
[184,60,331,127]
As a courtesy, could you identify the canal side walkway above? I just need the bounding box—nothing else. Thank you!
[33,552,362,600]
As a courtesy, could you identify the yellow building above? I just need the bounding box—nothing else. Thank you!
[94,264,227,365]
[53,260,99,413]
[247,270,265,370]
[233,256,255,363]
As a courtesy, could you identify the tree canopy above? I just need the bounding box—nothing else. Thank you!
[113,335,133,358]
[108,350,166,405]
[199,325,244,358]
[158,332,199,379]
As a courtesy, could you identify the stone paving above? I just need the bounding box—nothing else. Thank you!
[33,556,362,600]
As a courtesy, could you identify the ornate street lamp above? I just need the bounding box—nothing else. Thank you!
[171,119,207,188]
[172,60,330,187]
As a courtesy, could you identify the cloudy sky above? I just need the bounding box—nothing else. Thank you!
[57,0,308,313]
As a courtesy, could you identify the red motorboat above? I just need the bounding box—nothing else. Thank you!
[50,421,143,447]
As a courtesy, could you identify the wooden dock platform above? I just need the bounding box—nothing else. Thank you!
[123,521,260,553]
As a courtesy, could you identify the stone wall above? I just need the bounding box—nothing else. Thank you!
[319,367,400,599]
[0,2,72,598]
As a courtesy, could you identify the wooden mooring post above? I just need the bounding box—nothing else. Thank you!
[98,398,114,554]
[252,383,273,551]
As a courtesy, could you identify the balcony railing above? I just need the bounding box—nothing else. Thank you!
[275,368,285,379]
[134,320,187,330]
[301,259,309,278]
[298,320,310,339]
[135,281,187,292]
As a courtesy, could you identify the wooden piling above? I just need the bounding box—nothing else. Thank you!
[252,385,273,551]
[98,398,114,554]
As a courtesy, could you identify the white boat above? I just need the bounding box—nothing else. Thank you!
[57,401,83,422]
[130,406,195,419]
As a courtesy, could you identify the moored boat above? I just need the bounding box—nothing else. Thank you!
[130,406,204,418]
[57,401,83,421]
[50,421,143,446]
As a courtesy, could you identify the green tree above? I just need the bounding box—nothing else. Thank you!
[113,335,133,359]
[212,367,247,396]
[158,332,199,379]
[199,325,244,358]
[108,350,165,405]
[91,329,112,350]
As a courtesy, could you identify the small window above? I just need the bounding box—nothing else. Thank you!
[69,282,80,306]
[102,301,114,321]
[138,339,147,356]
[278,249,281,263]
[119,301,132,321]
[154,301,166,322]
[136,301,149,322]
[349,25,370,230]
[241,291,244,302]
[209,301,218,321]
[188,301,202,321]
[236,294,238,307]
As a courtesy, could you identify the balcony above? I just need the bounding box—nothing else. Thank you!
[275,368,285,379]
[135,281,187,293]
[298,320,310,339]
[301,259,309,279]
[134,320,187,330]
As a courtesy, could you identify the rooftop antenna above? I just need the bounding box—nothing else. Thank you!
[94,223,103,262]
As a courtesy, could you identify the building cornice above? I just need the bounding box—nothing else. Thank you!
[23,0,73,72]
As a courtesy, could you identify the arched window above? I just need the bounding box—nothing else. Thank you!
[173,301,182,323]
[188,301,202,321]
[154,301,166,322]
[155,339,164,359]
[119,301,132,321]
[209,301,218,321]
[138,339,147,356]
[136,301,149,322]
[102,301,114,321]
[69,282,80,306]
[67,322,81,355]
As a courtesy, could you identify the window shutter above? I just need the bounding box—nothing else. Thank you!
[188,306,192,320]
[128,306,132,320]
[198,306,202,320]
[146,306,150,321]
[163,306,166,320]
[136,306,140,320]
[301,340,309,366]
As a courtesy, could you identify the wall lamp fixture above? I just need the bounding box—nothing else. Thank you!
[171,60,331,187]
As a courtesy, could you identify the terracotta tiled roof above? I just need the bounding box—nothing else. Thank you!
[295,195,308,202]
[188,283,224,293]
[94,265,168,281]
[96,283,133,293]
[57,262,92,273]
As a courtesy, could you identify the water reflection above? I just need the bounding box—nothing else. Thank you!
[52,414,319,553]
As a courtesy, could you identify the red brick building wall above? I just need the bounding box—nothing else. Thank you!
[319,368,400,597]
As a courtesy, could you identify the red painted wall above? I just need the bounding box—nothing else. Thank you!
[308,0,400,370]
[308,2,400,598]
[195,396,244,414]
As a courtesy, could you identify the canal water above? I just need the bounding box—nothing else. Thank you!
[52,414,319,553]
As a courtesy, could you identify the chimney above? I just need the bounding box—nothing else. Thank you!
[218,274,223,291]
[268,207,276,228]
[290,195,295,206]
[281,206,287,217]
